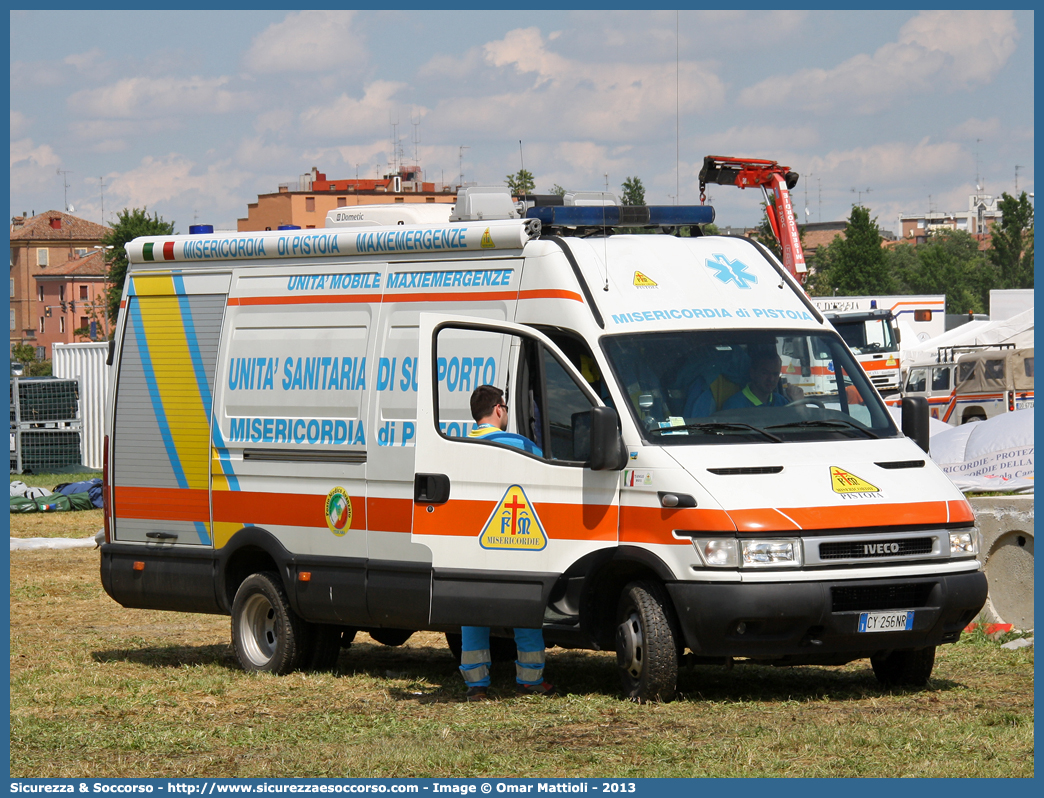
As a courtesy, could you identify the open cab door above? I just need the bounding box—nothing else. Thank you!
[412,312,625,629]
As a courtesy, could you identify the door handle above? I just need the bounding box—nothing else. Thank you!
[414,473,451,504]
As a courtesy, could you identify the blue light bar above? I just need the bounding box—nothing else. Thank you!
[189,224,214,235]
[525,205,714,227]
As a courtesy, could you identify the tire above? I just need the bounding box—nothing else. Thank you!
[304,624,345,672]
[962,415,986,424]
[615,580,680,703]
[871,646,936,687]
[231,572,309,675]
[368,628,414,647]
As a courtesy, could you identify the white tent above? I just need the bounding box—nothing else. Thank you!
[929,408,1034,492]
[902,307,1034,366]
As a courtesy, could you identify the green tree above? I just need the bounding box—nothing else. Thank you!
[702,222,721,235]
[620,176,646,206]
[505,169,535,197]
[988,191,1034,289]
[902,230,990,314]
[750,200,783,262]
[11,343,51,376]
[103,208,176,323]
[549,184,567,196]
[816,205,895,296]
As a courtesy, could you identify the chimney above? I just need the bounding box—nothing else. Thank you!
[50,217,62,230]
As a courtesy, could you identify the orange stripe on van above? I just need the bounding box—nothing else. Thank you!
[368,496,413,533]
[113,486,210,523]
[212,490,366,530]
[776,501,949,530]
[227,288,583,307]
[947,499,975,524]
[620,505,736,543]
[413,498,618,541]
[729,508,802,532]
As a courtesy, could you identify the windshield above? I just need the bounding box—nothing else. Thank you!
[602,329,899,444]
[834,317,898,355]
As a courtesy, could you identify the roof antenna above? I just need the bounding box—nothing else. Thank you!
[518,140,528,212]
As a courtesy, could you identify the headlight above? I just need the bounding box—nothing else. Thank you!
[693,538,802,568]
[949,531,979,556]
[693,538,738,567]
[741,539,803,568]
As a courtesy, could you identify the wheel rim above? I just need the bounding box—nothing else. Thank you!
[238,592,278,667]
[616,610,645,679]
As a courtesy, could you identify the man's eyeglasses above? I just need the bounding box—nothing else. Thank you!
[498,402,509,412]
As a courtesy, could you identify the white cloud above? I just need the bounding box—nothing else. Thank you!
[64,48,108,74]
[11,110,31,138]
[68,76,255,119]
[242,11,368,74]
[739,10,1018,114]
[696,125,822,155]
[807,138,966,187]
[298,81,415,139]
[950,117,1002,140]
[10,138,62,195]
[429,27,725,141]
[107,155,250,227]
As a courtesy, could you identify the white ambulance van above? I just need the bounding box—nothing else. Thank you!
[100,188,986,701]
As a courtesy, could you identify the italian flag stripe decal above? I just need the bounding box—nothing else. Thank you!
[163,241,175,260]
[143,243,154,261]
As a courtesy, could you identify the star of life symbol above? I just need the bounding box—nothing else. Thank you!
[479,485,548,551]
[705,253,757,289]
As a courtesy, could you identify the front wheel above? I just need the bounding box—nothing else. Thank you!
[615,581,680,703]
[870,646,936,687]
[231,572,309,674]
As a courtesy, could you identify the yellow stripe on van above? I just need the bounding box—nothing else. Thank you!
[132,274,179,296]
[135,279,212,537]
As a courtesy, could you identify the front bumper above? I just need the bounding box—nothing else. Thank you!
[667,569,987,664]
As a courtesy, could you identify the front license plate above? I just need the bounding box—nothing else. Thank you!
[858,611,914,633]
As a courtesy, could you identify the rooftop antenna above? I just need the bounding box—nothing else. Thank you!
[57,168,73,212]
[675,10,680,205]
[851,187,871,206]
[1015,164,1022,193]
[97,176,107,225]
[458,145,470,188]
[390,115,399,175]
[975,138,982,194]
[411,114,421,169]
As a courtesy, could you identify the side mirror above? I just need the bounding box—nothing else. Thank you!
[587,406,627,471]
[901,396,930,453]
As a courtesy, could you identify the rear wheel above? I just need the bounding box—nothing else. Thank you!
[871,646,936,687]
[304,624,345,671]
[231,572,309,674]
[615,580,679,703]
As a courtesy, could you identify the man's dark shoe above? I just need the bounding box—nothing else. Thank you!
[516,681,556,697]
[465,686,489,702]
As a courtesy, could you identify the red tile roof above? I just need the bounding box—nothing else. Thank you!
[10,210,111,241]
[36,250,108,277]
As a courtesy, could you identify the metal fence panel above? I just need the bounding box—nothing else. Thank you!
[52,342,110,469]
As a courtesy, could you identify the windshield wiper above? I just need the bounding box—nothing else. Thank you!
[765,419,880,438]
[673,422,783,443]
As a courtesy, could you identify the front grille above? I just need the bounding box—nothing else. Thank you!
[819,537,933,560]
[832,582,935,612]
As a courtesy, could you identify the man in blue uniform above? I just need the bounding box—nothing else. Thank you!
[458,385,554,701]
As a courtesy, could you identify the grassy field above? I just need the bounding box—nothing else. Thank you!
[9,477,1035,779]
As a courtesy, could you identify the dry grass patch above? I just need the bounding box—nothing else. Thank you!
[10,544,1034,779]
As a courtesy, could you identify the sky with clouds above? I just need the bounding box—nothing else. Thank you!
[10,9,1034,235]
